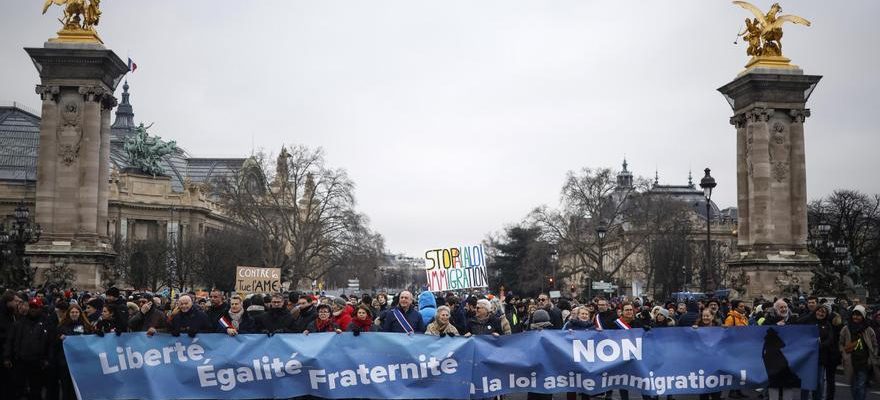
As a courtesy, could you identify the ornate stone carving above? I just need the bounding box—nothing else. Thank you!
[78,86,106,102]
[35,85,60,102]
[772,162,788,182]
[745,107,774,123]
[58,99,82,166]
[730,114,747,128]
[101,94,117,110]
[789,108,811,123]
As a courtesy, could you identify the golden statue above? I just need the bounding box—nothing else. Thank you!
[42,0,103,44]
[733,1,810,70]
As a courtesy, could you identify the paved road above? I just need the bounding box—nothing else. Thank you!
[505,375,880,400]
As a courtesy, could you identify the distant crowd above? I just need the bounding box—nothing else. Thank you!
[1,285,878,400]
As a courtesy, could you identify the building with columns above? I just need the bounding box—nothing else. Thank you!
[0,81,245,289]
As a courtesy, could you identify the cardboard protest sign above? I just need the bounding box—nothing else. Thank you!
[235,266,282,293]
[424,244,488,292]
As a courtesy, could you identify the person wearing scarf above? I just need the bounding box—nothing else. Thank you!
[347,305,374,336]
[840,305,879,400]
[426,305,460,336]
[762,299,794,326]
[304,304,341,334]
[220,295,254,336]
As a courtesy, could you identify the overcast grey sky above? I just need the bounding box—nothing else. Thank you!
[2,1,878,257]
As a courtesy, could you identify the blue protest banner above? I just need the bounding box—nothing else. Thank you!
[63,326,817,399]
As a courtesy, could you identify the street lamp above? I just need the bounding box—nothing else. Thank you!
[0,202,42,288]
[699,168,717,292]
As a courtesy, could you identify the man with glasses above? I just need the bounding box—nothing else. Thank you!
[254,293,295,335]
[594,297,617,330]
[537,293,563,329]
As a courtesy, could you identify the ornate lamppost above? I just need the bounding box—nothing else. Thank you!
[0,202,42,288]
[699,168,717,292]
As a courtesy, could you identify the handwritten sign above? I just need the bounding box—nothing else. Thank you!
[235,266,281,294]
[424,244,488,292]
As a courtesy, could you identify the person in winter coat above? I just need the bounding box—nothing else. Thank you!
[594,298,618,330]
[3,298,53,400]
[426,305,460,336]
[761,299,796,326]
[103,287,129,333]
[347,305,374,336]
[677,301,701,328]
[255,293,295,335]
[380,291,425,334]
[331,297,353,332]
[129,295,168,335]
[465,299,507,337]
[94,305,121,336]
[563,306,594,331]
[446,295,469,334]
[724,300,749,327]
[168,295,213,337]
[798,304,839,400]
[56,304,94,400]
[839,305,879,400]
[652,308,676,328]
[304,304,342,334]
[291,295,317,333]
[418,291,437,326]
[693,310,722,400]
[0,291,23,396]
[84,298,102,324]
[537,293,563,329]
[219,295,255,336]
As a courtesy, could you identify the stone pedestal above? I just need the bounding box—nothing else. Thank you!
[24,42,128,290]
[718,68,821,301]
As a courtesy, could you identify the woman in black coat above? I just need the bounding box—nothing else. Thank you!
[57,304,95,400]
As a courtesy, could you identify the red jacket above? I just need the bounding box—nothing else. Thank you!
[333,305,353,331]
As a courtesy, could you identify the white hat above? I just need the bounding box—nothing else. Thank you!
[853,304,867,317]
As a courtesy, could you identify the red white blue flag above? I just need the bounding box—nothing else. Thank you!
[127,57,137,73]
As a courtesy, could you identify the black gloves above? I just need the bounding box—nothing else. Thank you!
[96,330,105,337]
[352,326,361,337]
[439,332,447,338]
[187,327,198,338]
[643,325,652,332]
[447,331,456,337]
[115,330,123,336]
[171,329,181,337]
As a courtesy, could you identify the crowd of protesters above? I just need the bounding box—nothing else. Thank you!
[1,285,879,400]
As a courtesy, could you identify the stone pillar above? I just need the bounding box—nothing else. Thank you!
[718,69,821,300]
[25,42,128,291]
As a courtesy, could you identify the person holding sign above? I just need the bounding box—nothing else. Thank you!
[380,291,424,334]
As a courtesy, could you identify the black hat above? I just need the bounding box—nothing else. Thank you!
[106,287,121,298]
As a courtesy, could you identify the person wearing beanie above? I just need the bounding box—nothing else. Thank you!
[652,307,675,328]
[103,287,129,334]
[418,291,437,326]
[331,297,353,332]
[528,309,552,331]
[839,304,879,400]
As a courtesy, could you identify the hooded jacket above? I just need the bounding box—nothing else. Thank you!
[418,292,437,325]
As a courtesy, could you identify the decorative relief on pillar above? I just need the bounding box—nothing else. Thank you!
[78,86,107,102]
[768,120,790,183]
[730,114,747,128]
[101,94,118,111]
[35,85,60,102]
[789,109,811,123]
[58,99,82,166]
[745,107,773,123]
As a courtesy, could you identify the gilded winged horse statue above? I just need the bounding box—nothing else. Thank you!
[733,1,810,58]
[42,0,101,32]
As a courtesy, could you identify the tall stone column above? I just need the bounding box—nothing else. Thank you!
[25,42,128,290]
[718,69,821,300]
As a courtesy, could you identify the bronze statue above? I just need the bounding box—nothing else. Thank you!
[42,0,103,43]
[733,1,810,58]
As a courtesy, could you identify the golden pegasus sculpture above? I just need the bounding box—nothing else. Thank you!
[42,0,103,44]
[733,1,810,65]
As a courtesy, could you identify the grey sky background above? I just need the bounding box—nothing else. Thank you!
[2,1,878,257]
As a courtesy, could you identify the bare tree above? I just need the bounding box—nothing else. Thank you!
[218,145,384,289]
[529,168,651,282]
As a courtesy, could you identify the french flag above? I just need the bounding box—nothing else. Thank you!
[127,57,137,73]
[219,316,233,330]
